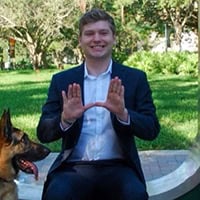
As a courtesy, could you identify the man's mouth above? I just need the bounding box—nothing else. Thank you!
[91,45,105,49]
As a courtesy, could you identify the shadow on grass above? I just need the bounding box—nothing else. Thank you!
[0,73,197,150]
[136,123,193,150]
[0,81,49,115]
[150,75,197,119]
[139,75,198,150]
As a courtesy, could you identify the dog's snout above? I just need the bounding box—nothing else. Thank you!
[23,142,51,162]
[41,145,51,157]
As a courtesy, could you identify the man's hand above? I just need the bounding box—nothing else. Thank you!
[61,83,95,125]
[95,77,128,122]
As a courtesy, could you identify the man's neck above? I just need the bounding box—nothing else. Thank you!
[85,58,112,76]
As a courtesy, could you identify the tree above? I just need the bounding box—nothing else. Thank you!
[0,0,79,70]
[157,0,198,51]
[112,0,133,24]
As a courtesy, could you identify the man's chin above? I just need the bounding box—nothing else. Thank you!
[88,53,111,60]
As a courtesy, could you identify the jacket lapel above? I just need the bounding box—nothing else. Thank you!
[73,62,85,104]
[111,61,126,81]
[110,61,126,121]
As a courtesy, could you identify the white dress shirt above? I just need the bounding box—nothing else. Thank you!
[68,60,126,161]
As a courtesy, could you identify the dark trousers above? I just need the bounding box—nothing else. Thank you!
[42,160,148,200]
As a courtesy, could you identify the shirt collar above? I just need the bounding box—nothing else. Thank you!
[84,60,112,78]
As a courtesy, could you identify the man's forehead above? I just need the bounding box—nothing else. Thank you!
[82,20,111,31]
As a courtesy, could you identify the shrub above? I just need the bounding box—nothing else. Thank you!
[15,58,32,69]
[124,51,198,76]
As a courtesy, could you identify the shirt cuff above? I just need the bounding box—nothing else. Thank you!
[60,122,73,131]
[117,114,130,125]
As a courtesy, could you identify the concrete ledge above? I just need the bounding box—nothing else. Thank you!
[17,150,200,200]
[147,150,200,200]
[18,184,43,200]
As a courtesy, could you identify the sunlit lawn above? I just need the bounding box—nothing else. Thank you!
[0,69,198,152]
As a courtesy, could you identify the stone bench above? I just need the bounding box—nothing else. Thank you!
[147,149,200,200]
[18,149,200,200]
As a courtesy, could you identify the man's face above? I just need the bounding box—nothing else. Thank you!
[79,20,116,60]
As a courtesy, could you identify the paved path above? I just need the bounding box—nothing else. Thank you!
[17,150,189,200]
[139,150,189,181]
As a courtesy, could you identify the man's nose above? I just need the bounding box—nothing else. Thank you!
[93,33,101,41]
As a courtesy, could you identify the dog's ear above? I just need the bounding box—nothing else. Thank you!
[0,109,13,141]
[0,110,5,138]
[0,109,7,138]
[6,108,12,127]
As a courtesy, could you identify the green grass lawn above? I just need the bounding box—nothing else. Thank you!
[0,69,198,152]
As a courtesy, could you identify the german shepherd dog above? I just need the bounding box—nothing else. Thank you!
[0,109,50,200]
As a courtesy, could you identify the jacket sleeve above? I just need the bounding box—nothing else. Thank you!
[113,70,160,141]
[36,74,63,142]
[36,74,76,143]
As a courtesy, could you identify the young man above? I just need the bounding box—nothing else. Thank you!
[37,8,160,200]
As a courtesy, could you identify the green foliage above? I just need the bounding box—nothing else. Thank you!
[158,0,193,7]
[136,74,197,150]
[0,0,80,69]
[0,0,197,69]
[0,69,197,151]
[0,69,62,150]
[124,51,198,76]
[15,58,32,69]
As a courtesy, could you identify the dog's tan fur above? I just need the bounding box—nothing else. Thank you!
[0,109,50,200]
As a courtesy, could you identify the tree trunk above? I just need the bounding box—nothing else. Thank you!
[79,0,86,13]
[25,41,43,70]
[31,53,42,71]
[121,5,125,24]
[174,22,182,52]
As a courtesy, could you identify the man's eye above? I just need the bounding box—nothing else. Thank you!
[101,32,108,35]
[84,32,93,36]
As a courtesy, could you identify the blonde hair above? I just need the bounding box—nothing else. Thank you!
[79,8,116,36]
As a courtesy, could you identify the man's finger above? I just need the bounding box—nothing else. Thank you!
[72,83,77,97]
[109,77,122,93]
[76,84,81,98]
[67,84,73,99]
[84,102,96,111]
[120,85,124,97]
[108,79,114,93]
[94,102,109,111]
[62,90,67,102]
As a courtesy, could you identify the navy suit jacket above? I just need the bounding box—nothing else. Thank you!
[37,61,160,186]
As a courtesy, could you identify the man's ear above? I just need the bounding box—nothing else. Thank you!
[78,36,82,48]
[113,35,117,46]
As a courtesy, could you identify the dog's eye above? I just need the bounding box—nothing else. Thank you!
[20,135,29,144]
[20,137,25,143]
[21,138,25,143]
